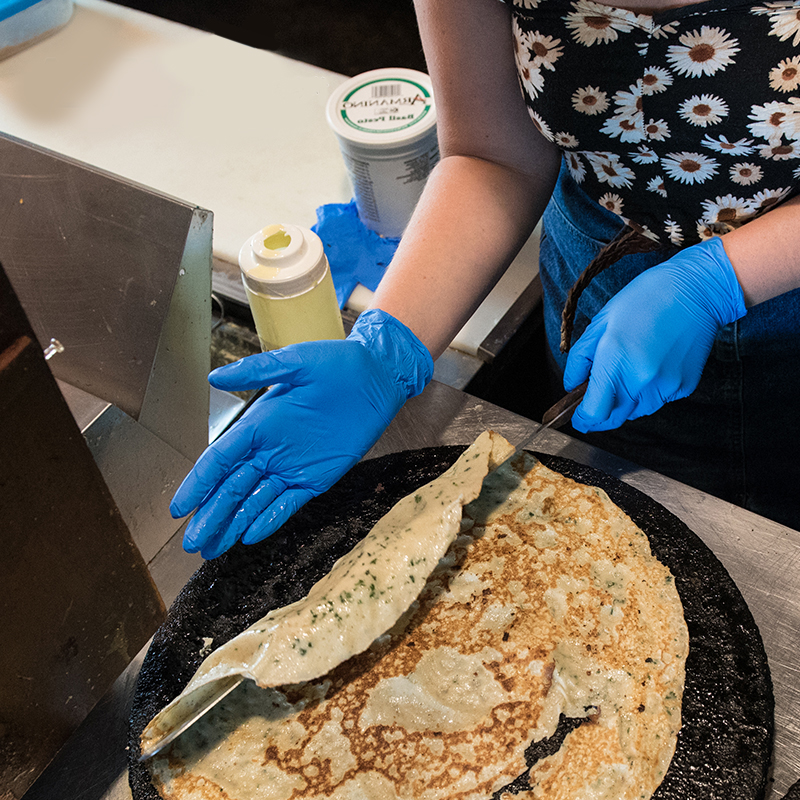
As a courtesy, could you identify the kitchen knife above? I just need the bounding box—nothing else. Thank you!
[496,379,588,470]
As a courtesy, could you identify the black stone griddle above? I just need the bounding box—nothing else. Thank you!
[128,448,774,799]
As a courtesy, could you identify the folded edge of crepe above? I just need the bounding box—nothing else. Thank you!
[140,430,515,753]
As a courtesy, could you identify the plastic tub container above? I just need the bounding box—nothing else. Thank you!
[326,68,439,238]
[0,0,73,60]
[239,223,345,352]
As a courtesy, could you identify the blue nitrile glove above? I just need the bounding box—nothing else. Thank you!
[564,236,747,432]
[170,308,434,559]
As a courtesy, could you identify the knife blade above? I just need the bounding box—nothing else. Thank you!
[138,675,244,762]
[498,379,588,468]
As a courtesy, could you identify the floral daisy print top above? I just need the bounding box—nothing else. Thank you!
[506,0,800,246]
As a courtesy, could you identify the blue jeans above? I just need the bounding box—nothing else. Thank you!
[540,160,800,531]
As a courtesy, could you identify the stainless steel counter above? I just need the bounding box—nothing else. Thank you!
[24,379,800,800]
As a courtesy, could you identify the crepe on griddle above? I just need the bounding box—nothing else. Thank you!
[146,447,688,800]
[141,431,515,755]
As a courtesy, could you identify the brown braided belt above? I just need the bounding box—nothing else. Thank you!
[559,226,664,354]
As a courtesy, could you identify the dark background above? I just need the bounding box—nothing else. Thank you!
[110,0,427,76]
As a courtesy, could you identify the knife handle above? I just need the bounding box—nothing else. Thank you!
[541,380,589,430]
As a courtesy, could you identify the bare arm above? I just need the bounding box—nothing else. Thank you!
[371,0,562,359]
[722,195,800,308]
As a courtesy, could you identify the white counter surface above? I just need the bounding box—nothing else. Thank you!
[0,0,539,357]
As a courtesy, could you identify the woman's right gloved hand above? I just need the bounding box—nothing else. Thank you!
[564,235,747,431]
[170,308,434,560]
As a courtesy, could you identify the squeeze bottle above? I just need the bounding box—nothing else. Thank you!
[239,223,344,352]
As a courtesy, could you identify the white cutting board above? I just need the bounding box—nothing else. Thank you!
[0,0,538,356]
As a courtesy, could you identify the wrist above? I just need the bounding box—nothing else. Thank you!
[347,308,434,400]
[671,237,747,326]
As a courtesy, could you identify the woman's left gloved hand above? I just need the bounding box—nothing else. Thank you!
[170,309,433,559]
[564,235,747,432]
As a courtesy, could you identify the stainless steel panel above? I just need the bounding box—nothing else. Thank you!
[0,265,165,800]
[82,403,194,565]
[0,132,215,571]
[0,132,212,462]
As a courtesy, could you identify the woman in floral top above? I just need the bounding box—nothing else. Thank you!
[171,0,800,560]
[372,0,800,530]
[516,0,800,250]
